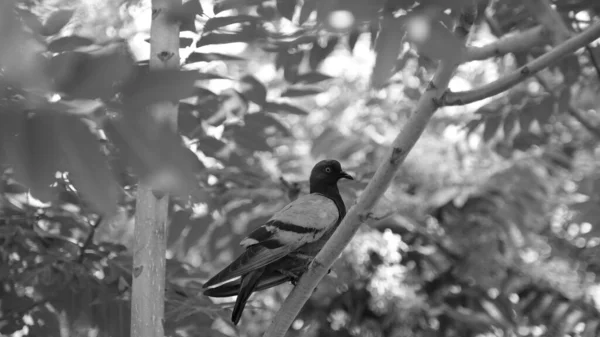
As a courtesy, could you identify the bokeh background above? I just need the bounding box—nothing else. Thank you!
[1,0,600,336]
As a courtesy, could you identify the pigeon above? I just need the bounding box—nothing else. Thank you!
[202,159,353,324]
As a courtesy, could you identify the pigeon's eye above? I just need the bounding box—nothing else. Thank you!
[325,167,332,173]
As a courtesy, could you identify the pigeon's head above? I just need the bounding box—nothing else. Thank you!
[309,159,353,188]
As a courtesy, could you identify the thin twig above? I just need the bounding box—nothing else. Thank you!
[466,25,549,61]
[441,21,600,106]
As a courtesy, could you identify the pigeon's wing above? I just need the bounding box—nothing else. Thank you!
[203,193,339,289]
[202,244,295,288]
[239,193,339,249]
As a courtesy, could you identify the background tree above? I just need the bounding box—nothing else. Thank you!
[0,0,600,337]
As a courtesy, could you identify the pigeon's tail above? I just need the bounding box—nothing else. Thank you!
[232,267,264,325]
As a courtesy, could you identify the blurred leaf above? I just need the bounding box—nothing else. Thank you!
[240,75,267,106]
[557,88,571,112]
[464,118,483,137]
[277,0,297,20]
[54,114,119,216]
[407,15,464,63]
[299,0,316,24]
[280,49,304,82]
[229,124,272,152]
[104,113,205,200]
[281,87,322,97]
[558,55,580,86]
[186,52,245,63]
[180,36,194,47]
[17,8,44,34]
[348,30,360,52]
[168,210,192,248]
[197,29,260,47]
[1,111,62,202]
[295,72,333,84]
[245,112,291,137]
[533,96,554,127]
[197,136,227,158]
[503,111,517,139]
[41,9,74,36]
[203,15,260,31]
[183,215,214,253]
[371,14,405,89]
[48,48,135,100]
[512,131,545,151]
[483,115,502,142]
[309,36,338,70]
[264,101,309,115]
[167,0,204,32]
[47,36,94,53]
[122,69,206,108]
[519,101,537,132]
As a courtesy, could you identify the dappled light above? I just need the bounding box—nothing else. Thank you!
[1,0,600,336]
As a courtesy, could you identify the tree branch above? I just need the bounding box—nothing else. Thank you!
[441,21,600,106]
[466,25,549,61]
[262,4,480,337]
[524,0,600,139]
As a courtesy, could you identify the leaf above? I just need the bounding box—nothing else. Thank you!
[298,0,316,24]
[48,48,135,100]
[264,102,309,115]
[240,75,267,106]
[464,118,483,137]
[47,36,95,53]
[167,0,204,32]
[180,36,194,47]
[197,136,227,158]
[121,69,205,108]
[280,87,322,97]
[196,29,260,47]
[558,55,580,86]
[168,210,192,248]
[1,112,63,202]
[54,114,119,216]
[532,96,554,127]
[183,215,214,253]
[503,111,517,139]
[512,131,545,151]
[17,9,44,34]
[482,115,502,142]
[104,113,206,200]
[280,49,304,83]
[244,113,291,137]
[295,72,333,84]
[406,14,464,63]
[309,36,338,70]
[277,0,297,21]
[348,30,360,53]
[371,14,404,89]
[185,52,245,63]
[229,125,272,152]
[42,9,74,36]
[557,88,571,113]
[203,15,260,31]
[518,102,537,132]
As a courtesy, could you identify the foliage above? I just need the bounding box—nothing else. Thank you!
[0,0,600,336]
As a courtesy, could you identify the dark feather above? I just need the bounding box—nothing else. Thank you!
[232,268,264,325]
[203,244,295,288]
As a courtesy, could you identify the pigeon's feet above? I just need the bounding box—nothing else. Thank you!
[289,252,314,261]
[277,269,301,285]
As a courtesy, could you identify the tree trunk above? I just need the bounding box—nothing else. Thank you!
[130,0,180,337]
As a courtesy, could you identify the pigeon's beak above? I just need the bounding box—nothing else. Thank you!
[340,171,354,180]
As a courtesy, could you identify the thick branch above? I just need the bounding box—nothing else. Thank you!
[262,4,479,337]
[466,25,549,61]
[441,21,600,106]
